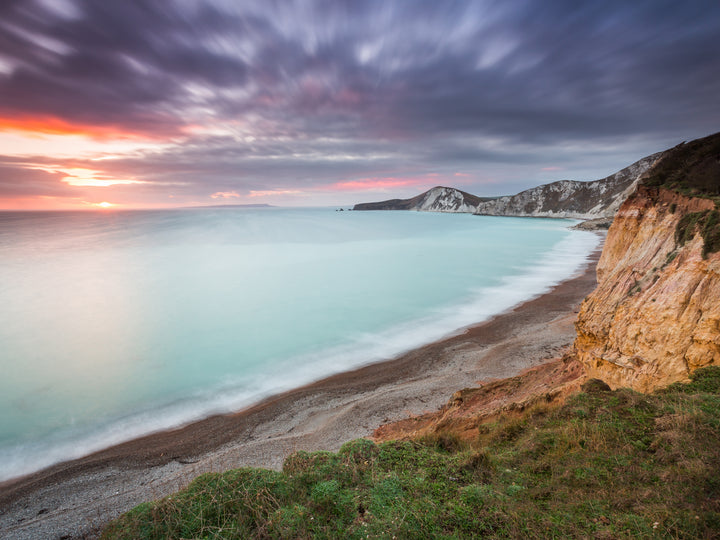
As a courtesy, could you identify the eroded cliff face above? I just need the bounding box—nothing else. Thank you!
[474,153,662,219]
[353,186,489,212]
[574,186,720,392]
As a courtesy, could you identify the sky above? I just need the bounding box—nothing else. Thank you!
[0,0,718,210]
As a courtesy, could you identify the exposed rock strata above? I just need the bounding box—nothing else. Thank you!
[474,153,662,219]
[373,356,585,443]
[574,185,720,391]
[354,153,662,218]
[353,186,488,212]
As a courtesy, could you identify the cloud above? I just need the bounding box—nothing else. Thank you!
[248,189,301,197]
[210,191,240,199]
[0,161,82,197]
[331,177,432,191]
[0,0,718,207]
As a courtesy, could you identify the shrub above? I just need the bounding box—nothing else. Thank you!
[581,379,612,393]
[675,210,707,246]
[701,209,720,257]
[674,209,720,258]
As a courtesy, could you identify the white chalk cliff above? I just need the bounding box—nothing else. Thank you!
[473,153,663,219]
[353,186,486,213]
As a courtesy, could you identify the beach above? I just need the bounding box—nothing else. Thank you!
[0,243,602,540]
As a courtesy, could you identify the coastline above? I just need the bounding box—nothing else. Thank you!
[0,241,603,540]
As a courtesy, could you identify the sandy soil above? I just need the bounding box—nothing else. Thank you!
[0,244,602,540]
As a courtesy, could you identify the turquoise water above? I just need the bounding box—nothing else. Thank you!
[0,208,598,481]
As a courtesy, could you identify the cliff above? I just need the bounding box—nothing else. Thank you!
[574,133,720,392]
[98,134,720,539]
[353,186,491,212]
[372,133,720,439]
[474,153,662,219]
[354,153,663,218]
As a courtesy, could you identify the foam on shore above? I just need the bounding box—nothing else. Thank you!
[0,228,599,483]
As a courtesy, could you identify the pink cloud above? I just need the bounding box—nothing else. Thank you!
[211,191,241,199]
[330,177,431,191]
[248,189,301,197]
[335,88,363,106]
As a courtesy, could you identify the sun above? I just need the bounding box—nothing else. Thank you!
[96,201,114,208]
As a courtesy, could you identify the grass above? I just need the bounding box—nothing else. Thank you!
[102,367,720,539]
[675,209,720,257]
[643,131,720,200]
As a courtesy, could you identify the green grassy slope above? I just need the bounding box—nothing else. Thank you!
[644,132,720,199]
[102,367,720,539]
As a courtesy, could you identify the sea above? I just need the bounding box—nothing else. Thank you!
[0,207,599,482]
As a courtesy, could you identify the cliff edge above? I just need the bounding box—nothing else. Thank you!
[352,186,489,212]
[474,153,662,219]
[574,132,720,391]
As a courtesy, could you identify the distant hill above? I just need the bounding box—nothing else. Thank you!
[474,152,663,219]
[352,153,663,219]
[196,203,274,208]
[353,186,492,213]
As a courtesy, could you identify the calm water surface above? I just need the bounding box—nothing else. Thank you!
[0,207,599,480]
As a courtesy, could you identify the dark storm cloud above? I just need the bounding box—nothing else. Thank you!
[375,1,720,144]
[0,0,249,134]
[0,0,718,202]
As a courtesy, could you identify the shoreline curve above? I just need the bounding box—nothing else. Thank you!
[0,240,603,540]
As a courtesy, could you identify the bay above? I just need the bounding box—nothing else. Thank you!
[0,207,599,481]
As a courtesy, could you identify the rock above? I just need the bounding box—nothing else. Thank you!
[571,218,613,231]
[574,184,720,392]
[353,152,662,218]
[474,153,662,220]
[353,186,492,213]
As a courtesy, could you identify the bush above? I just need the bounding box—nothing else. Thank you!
[702,209,720,257]
[674,209,720,258]
[675,210,707,246]
[581,379,612,393]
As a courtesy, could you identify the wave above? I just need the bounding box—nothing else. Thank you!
[0,228,600,483]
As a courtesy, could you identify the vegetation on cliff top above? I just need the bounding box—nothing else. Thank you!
[103,367,720,539]
[675,209,720,257]
[643,131,720,199]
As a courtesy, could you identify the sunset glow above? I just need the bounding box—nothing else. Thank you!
[248,190,303,198]
[210,191,241,199]
[331,178,437,191]
[58,168,144,188]
[0,1,716,210]
[0,115,167,141]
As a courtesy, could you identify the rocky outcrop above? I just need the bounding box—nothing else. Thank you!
[374,356,585,443]
[570,217,613,231]
[353,186,491,213]
[354,154,662,217]
[474,153,662,219]
[574,185,720,392]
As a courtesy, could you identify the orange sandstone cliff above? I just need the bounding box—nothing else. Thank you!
[574,167,720,391]
[375,133,720,442]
